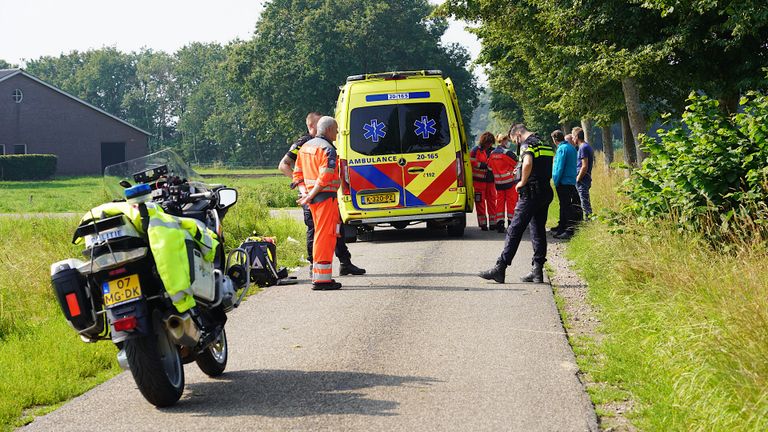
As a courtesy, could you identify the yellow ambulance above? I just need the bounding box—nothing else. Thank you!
[334,70,474,241]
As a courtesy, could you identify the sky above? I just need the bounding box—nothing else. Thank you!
[0,0,484,82]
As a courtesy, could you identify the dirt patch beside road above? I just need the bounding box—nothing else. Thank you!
[548,242,637,432]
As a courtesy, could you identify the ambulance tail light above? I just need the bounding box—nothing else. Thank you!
[339,159,351,195]
[456,152,465,187]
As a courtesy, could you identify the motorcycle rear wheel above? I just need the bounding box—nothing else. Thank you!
[125,316,184,407]
[196,328,228,377]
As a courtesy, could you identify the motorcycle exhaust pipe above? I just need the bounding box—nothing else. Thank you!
[163,313,201,347]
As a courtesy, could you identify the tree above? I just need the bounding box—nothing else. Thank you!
[228,0,480,160]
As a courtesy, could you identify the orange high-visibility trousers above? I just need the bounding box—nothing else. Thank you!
[495,187,519,223]
[309,197,339,283]
[474,181,497,227]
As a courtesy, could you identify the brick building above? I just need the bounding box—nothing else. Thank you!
[0,69,150,175]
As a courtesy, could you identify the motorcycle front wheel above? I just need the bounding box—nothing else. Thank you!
[125,316,184,407]
[196,328,227,377]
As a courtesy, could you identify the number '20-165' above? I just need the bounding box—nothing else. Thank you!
[416,153,438,160]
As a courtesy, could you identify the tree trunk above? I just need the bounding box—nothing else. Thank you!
[621,77,648,164]
[580,119,593,145]
[621,116,637,167]
[602,126,614,168]
[718,93,740,115]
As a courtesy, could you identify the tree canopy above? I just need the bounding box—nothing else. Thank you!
[439,0,768,164]
[228,0,479,158]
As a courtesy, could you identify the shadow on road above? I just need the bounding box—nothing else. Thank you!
[356,226,528,244]
[175,369,439,418]
[342,284,526,292]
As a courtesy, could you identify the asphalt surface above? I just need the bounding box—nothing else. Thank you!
[23,213,597,432]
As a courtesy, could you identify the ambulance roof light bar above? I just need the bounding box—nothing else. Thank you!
[346,70,443,82]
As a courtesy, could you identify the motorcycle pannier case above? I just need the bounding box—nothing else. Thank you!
[51,260,98,333]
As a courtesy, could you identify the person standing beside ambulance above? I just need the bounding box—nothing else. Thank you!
[488,133,519,233]
[293,116,343,291]
[278,112,365,277]
[470,132,498,230]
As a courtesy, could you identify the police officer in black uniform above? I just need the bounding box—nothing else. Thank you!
[479,123,555,283]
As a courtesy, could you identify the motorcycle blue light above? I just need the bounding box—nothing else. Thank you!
[125,184,151,200]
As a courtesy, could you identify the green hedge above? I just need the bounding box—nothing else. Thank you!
[0,154,57,180]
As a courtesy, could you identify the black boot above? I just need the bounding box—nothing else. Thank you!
[339,262,366,275]
[496,220,505,233]
[480,224,489,231]
[312,279,342,291]
[479,259,506,283]
[520,262,544,283]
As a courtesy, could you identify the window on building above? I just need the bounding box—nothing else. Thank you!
[0,145,5,155]
[13,144,27,155]
[12,89,23,103]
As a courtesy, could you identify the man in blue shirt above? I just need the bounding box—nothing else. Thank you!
[551,130,582,239]
[574,129,594,217]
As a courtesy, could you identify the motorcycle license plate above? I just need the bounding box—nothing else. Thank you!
[361,193,396,205]
[102,274,142,307]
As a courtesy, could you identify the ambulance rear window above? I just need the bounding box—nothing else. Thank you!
[350,103,451,156]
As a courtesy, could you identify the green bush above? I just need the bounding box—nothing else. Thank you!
[0,155,57,180]
[623,91,768,239]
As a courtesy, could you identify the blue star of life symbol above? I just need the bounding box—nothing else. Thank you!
[414,116,437,139]
[363,119,387,143]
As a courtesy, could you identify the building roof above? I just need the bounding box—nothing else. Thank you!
[0,68,151,136]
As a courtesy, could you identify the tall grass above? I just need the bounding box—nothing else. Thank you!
[566,154,768,430]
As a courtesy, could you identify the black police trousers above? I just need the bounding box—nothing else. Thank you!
[499,184,554,267]
[303,204,352,264]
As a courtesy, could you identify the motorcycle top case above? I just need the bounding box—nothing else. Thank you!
[51,260,98,333]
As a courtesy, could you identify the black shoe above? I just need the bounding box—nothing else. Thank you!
[553,230,574,240]
[479,260,506,283]
[549,226,563,234]
[339,262,366,276]
[520,263,544,283]
[496,221,505,233]
[480,225,489,231]
[312,280,342,291]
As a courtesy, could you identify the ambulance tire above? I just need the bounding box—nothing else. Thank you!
[343,224,357,243]
[447,214,466,237]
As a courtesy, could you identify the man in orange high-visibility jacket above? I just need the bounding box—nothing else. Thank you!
[488,133,519,233]
[293,116,343,291]
[469,132,498,230]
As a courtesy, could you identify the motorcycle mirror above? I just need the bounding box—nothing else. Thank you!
[119,180,132,189]
[216,188,238,209]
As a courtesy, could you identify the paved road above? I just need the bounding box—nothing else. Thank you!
[23,214,597,432]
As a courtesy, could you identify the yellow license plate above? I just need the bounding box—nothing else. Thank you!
[102,274,142,307]
[362,193,396,204]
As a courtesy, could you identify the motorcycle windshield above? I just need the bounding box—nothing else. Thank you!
[103,149,207,200]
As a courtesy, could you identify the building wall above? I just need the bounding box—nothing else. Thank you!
[0,74,149,175]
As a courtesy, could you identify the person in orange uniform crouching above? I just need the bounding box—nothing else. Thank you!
[293,116,343,291]
[470,132,497,230]
[488,133,519,233]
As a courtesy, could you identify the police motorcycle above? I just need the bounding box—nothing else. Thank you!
[50,149,253,407]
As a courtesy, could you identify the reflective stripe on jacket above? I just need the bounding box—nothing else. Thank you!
[469,145,494,183]
[76,201,219,313]
[292,136,341,196]
[488,146,518,189]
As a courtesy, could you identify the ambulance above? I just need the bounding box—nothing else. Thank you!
[334,70,474,241]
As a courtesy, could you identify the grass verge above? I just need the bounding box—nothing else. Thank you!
[562,155,768,431]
